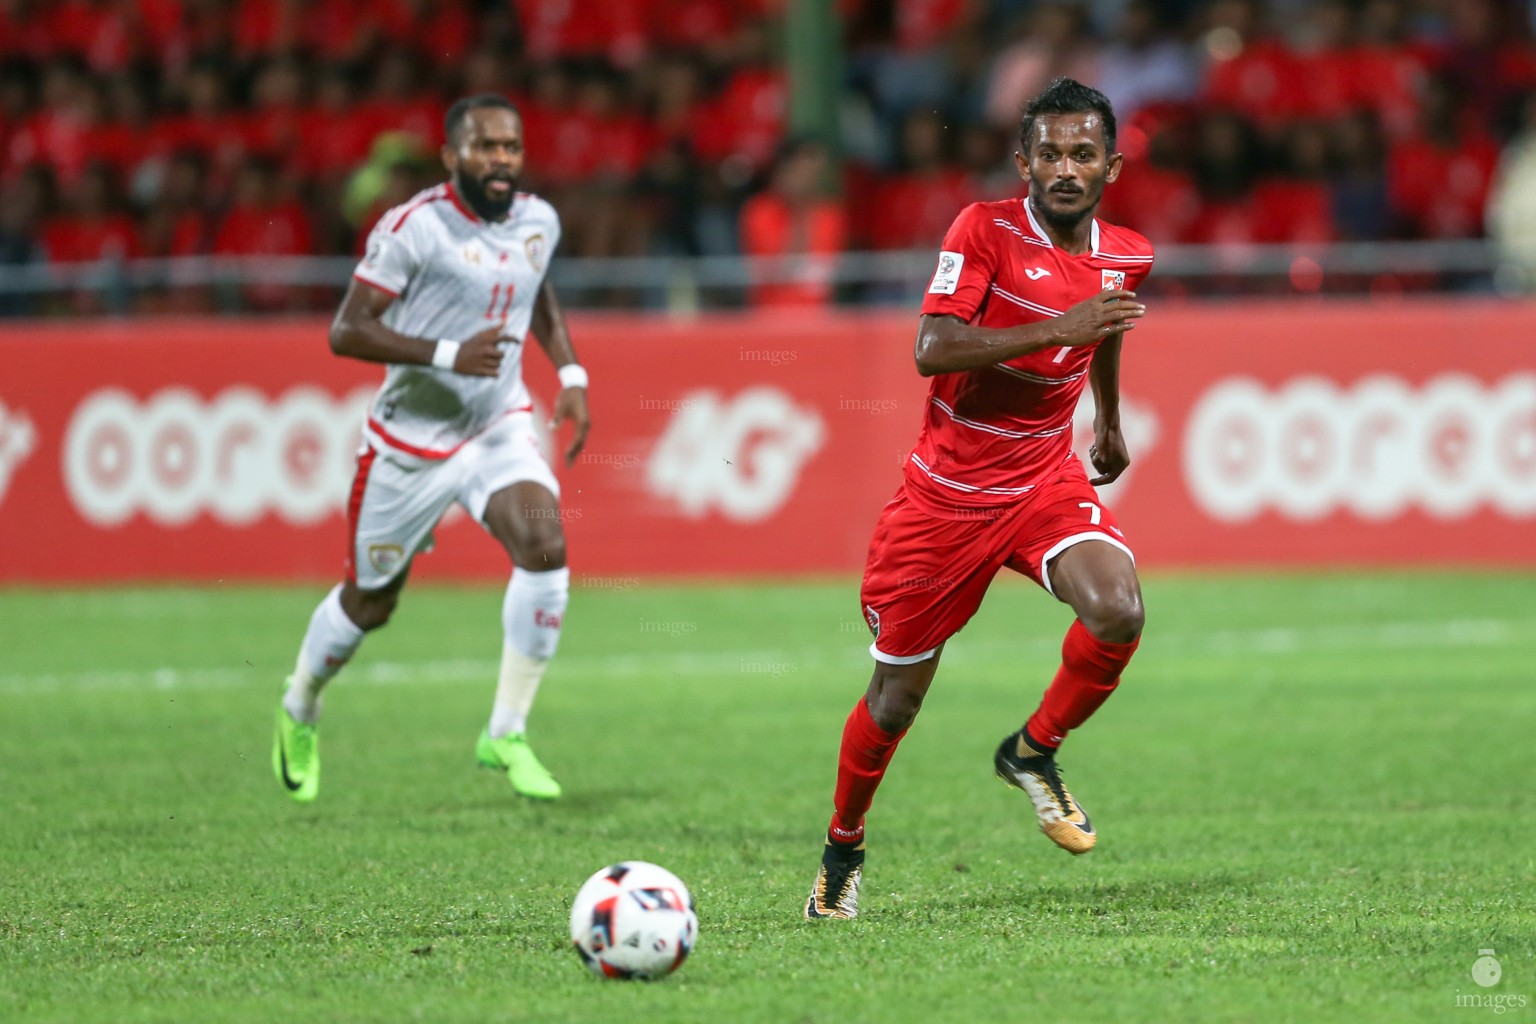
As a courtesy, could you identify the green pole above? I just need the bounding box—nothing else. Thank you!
[784,0,843,160]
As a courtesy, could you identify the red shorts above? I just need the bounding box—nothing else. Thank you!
[859,467,1134,662]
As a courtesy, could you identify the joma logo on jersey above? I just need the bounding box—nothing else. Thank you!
[1100,269,1126,290]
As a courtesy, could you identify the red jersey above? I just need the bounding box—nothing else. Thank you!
[910,198,1154,516]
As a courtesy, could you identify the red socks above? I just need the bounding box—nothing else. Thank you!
[827,698,907,844]
[825,619,1135,842]
[1024,619,1139,751]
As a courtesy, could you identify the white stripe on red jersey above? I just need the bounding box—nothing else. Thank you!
[911,198,1154,516]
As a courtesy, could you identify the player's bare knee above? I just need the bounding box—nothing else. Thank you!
[866,675,925,733]
[517,531,567,570]
[1078,590,1144,644]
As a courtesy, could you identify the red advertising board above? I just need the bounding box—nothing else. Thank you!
[1,301,1533,582]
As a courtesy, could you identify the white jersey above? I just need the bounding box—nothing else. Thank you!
[351,182,561,459]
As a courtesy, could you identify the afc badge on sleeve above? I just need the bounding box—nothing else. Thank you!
[929,251,965,294]
[1100,269,1126,291]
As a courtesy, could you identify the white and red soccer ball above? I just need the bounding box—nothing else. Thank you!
[569,861,697,980]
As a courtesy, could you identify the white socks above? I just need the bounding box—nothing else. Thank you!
[279,569,569,737]
[283,584,365,725]
[489,566,569,737]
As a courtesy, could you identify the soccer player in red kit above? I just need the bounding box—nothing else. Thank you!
[806,78,1153,919]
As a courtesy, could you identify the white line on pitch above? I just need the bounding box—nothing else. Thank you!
[0,618,1528,696]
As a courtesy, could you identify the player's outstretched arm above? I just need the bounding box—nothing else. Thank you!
[1086,334,1130,486]
[530,280,590,465]
[329,279,505,377]
[913,290,1144,376]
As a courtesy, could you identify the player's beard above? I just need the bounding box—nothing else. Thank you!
[1030,180,1103,235]
[455,168,519,221]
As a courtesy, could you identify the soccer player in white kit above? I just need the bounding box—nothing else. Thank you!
[271,95,591,803]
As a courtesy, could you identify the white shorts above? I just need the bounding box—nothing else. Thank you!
[346,413,560,588]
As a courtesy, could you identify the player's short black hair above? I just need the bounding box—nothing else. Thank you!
[1018,77,1117,155]
[444,94,521,145]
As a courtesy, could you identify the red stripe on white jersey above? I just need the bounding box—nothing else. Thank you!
[445,181,483,225]
[365,405,535,461]
[390,186,448,232]
[344,445,379,584]
[352,272,399,297]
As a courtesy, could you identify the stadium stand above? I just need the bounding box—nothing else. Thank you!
[2,0,1535,312]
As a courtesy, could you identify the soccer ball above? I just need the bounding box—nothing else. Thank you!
[569,861,697,980]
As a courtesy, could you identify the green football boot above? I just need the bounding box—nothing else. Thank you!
[272,702,320,803]
[476,729,562,800]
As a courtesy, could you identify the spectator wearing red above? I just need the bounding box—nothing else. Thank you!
[243,59,307,174]
[297,69,377,180]
[213,156,313,311]
[0,0,56,61]
[514,0,646,67]
[93,72,161,183]
[41,0,138,72]
[1352,0,1433,140]
[691,18,787,175]
[5,59,97,186]
[136,148,213,313]
[740,137,847,307]
[40,160,137,313]
[1432,0,1536,139]
[1098,108,1200,244]
[1200,0,1306,129]
[556,74,656,259]
[160,62,248,178]
[646,0,743,64]
[1388,76,1501,238]
[1288,0,1360,121]
[137,149,210,258]
[1253,119,1337,243]
[357,47,443,151]
[377,0,474,63]
[865,109,974,250]
[1184,109,1263,244]
[234,0,371,62]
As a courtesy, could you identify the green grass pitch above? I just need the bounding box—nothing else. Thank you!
[2,571,1532,1023]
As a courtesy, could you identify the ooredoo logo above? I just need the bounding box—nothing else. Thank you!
[1183,374,1536,521]
[0,399,37,508]
[64,386,374,526]
[646,387,824,522]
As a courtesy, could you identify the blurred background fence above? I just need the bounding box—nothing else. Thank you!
[0,237,1512,314]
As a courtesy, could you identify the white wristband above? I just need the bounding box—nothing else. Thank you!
[557,364,589,389]
[432,339,460,371]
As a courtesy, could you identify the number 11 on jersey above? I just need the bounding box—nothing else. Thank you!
[484,281,515,319]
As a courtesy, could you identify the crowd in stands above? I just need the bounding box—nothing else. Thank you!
[2,0,1536,311]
